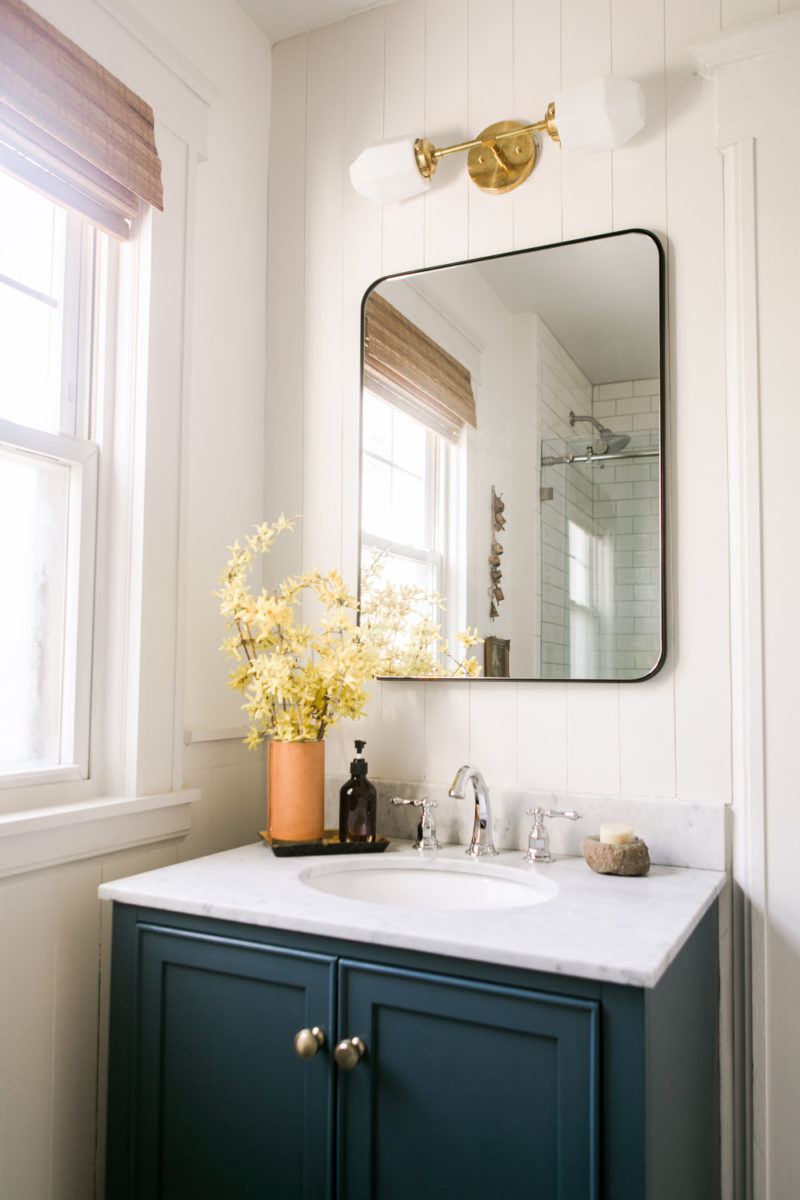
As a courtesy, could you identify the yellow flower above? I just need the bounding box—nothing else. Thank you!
[218,516,480,747]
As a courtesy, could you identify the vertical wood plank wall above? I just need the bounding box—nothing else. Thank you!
[268,0,781,809]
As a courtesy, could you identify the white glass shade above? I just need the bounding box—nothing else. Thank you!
[349,138,430,203]
[553,76,645,152]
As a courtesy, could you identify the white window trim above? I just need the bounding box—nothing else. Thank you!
[0,0,215,872]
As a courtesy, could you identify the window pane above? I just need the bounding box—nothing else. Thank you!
[568,521,590,608]
[378,550,435,595]
[391,467,425,548]
[362,454,391,539]
[0,171,65,296]
[0,447,69,772]
[362,390,391,459]
[392,407,426,476]
[0,282,61,430]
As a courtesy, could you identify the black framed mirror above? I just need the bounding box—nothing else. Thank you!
[358,229,665,682]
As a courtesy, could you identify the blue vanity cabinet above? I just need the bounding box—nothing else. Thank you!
[105,913,336,1200]
[105,902,719,1200]
[336,960,599,1199]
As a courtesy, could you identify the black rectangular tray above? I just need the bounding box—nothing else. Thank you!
[259,829,390,858]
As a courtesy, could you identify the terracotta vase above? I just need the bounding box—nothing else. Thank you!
[267,740,325,842]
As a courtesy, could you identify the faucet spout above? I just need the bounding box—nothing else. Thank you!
[448,765,499,857]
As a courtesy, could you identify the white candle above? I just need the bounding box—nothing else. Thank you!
[600,822,635,846]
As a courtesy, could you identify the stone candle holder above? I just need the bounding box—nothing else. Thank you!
[582,835,651,877]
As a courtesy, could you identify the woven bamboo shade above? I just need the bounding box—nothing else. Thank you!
[364,291,476,440]
[0,0,163,239]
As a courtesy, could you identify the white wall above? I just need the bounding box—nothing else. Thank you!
[692,12,800,1198]
[267,0,734,812]
[592,379,662,679]
[538,316,594,677]
[0,3,271,1196]
[129,0,272,848]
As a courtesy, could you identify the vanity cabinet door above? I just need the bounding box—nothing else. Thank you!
[336,960,600,1200]
[106,922,336,1200]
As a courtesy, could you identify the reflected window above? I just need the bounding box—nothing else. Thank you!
[361,389,449,605]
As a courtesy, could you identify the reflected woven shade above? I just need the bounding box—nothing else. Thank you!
[0,0,163,238]
[364,291,476,440]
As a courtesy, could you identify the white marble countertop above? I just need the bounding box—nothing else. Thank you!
[99,841,726,989]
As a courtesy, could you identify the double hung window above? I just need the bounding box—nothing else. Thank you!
[361,387,448,604]
[0,170,107,784]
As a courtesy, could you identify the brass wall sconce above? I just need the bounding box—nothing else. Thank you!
[350,76,645,203]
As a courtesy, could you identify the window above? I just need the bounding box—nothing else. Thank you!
[0,170,107,784]
[567,519,613,678]
[361,388,449,611]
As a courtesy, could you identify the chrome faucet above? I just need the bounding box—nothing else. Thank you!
[449,765,498,857]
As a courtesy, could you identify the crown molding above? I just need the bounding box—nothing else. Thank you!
[690,11,800,80]
[94,0,219,105]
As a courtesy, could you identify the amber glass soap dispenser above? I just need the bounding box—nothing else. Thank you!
[339,740,377,843]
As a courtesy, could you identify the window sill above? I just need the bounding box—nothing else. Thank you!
[0,789,199,879]
[0,764,84,790]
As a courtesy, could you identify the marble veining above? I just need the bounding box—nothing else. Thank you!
[99,841,726,988]
[324,777,728,871]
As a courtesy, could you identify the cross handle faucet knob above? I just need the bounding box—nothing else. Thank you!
[524,806,582,863]
[390,797,440,852]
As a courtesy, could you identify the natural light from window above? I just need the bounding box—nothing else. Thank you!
[361,388,447,609]
[0,170,103,780]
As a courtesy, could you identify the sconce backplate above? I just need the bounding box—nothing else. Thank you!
[467,121,537,194]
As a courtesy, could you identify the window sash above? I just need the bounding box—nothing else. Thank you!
[0,418,98,785]
[361,431,452,646]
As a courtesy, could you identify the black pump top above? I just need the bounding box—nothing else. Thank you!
[350,740,368,778]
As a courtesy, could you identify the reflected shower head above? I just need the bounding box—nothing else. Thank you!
[601,432,631,453]
[569,410,630,455]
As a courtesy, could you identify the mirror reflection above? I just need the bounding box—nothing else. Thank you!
[359,230,664,682]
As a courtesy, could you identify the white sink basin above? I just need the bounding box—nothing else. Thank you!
[299,857,557,912]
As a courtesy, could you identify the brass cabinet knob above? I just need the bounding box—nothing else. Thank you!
[294,1026,326,1059]
[334,1036,366,1071]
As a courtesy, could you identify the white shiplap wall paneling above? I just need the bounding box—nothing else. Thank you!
[561,0,613,240]
[49,864,103,1200]
[423,682,470,783]
[560,0,616,794]
[268,0,737,815]
[265,35,307,585]
[755,125,800,1200]
[470,682,519,789]
[665,0,732,804]
[518,681,569,792]
[610,0,668,232]
[383,0,426,276]
[1,872,57,1198]
[566,683,622,795]
[50,860,103,1200]
[304,23,346,582]
[512,0,563,250]
[467,0,516,259]
[342,9,385,588]
[609,0,677,800]
[379,681,427,782]
[722,0,779,29]
[424,0,470,268]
